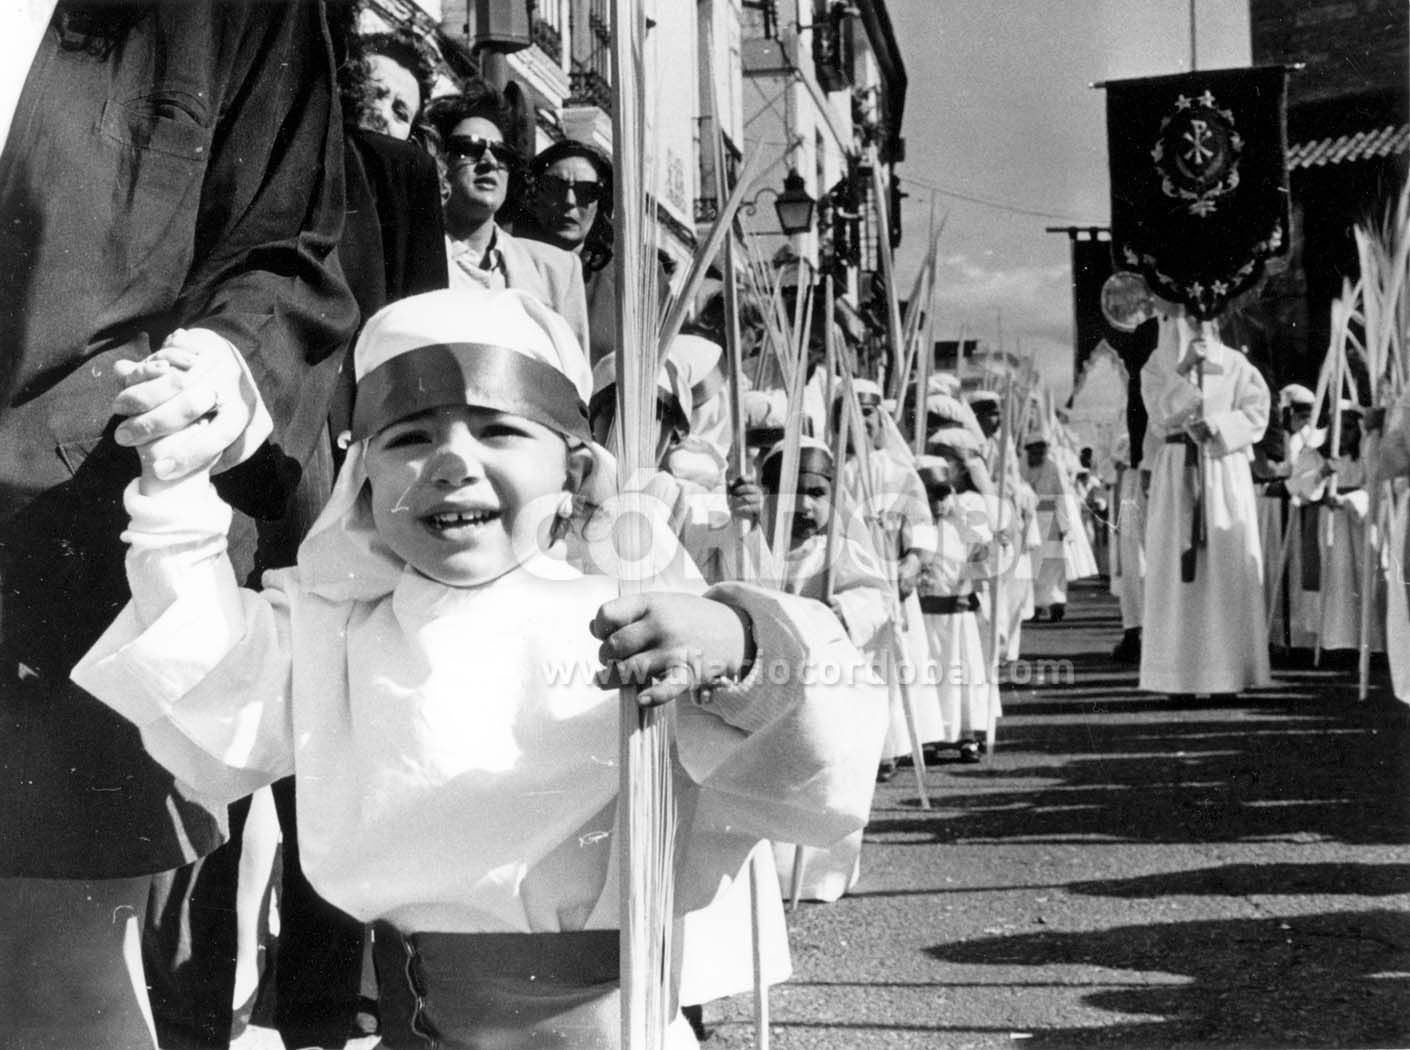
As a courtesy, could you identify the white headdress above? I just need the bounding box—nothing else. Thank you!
[299,288,607,601]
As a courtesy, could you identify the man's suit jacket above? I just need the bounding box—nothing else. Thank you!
[448,225,592,359]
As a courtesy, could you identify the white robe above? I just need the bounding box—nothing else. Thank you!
[1286,455,1388,654]
[1266,425,1329,649]
[919,492,995,741]
[770,529,890,903]
[1313,467,1386,653]
[72,478,889,940]
[778,531,892,653]
[1138,327,1271,695]
[1023,456,1073,608]
[1111,465,1147,630]
[1257,492,1321,650]
[981,435,1037,662]
[839,449,944,761]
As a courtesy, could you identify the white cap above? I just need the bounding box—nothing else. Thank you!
[965,389,1001,409]
[850,378,884,404]
[928,372,961,396]
[1278,383,1315,408]
[350,288,591,442]
[927,426,982,456]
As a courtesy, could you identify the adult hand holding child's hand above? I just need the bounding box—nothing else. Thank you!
[113,328,266,492]
[592,594,757,707]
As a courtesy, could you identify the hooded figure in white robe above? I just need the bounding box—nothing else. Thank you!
[1139,309,1271,696]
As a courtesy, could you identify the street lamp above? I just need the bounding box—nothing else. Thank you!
[772,169,817,234]
[741,169,817,235]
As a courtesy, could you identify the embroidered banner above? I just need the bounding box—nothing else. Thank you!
[1106,66,1291,319]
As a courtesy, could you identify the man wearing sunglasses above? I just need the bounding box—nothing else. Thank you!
[423,84,590,356]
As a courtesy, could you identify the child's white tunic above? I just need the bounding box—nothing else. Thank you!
[1295,459,1386,654]
[72,480,888,938]
[838,448,944,759]
[1022,455,1075,608]
[918,492,995,740]
[770,529,890,903]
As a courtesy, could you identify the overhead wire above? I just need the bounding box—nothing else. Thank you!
[899,174,1101,224]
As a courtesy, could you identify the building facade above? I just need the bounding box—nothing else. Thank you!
[1247,0,1409,385]
[739,0,908,360]
[359,0,907,352]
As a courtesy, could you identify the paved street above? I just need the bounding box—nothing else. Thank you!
[703,581,1410,1049]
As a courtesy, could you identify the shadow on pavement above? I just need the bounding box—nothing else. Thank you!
[867,706,1410,846]
[925,909,1410,1048]
[868,662,1410,851]
[1066,862,1410,898]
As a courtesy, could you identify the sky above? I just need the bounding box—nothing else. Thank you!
[887,0,1252,397]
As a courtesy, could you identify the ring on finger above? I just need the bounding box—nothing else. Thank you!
[198,389,224,423]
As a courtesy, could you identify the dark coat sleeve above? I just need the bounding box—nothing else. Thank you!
[176,1,358,474]
[349,129,449,302]
[0,2,356,876]
[326,128,449,447]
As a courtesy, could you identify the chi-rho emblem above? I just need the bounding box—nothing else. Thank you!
[1151,89,1242,217]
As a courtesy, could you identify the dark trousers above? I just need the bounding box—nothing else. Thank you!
[144,779,367,1049]
[267,777,368,1048]
[144,799,248,1050]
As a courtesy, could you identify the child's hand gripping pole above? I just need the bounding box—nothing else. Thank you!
[592,593,757,707]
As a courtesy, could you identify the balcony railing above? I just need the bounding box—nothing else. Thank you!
[812,1,855,92]
[527,0,562,62]
[564,0,612,109]
[740,0,779,39]
[567,67,611,110]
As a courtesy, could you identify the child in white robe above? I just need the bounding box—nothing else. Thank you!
[968,390,1040,663]
[837,381,945,772]
[1022,430,1075,620]
[917,439,997,761]
[759,437,892,651]
[1259,384,1320,652]
[72,288,888,1050]
[757,436,891,902]
[1286,403,1386,656]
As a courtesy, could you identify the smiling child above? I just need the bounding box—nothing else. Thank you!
[73,288,887,1048]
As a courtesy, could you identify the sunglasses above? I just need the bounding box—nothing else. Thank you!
[445,134,519,169]
[535,174,606,206]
